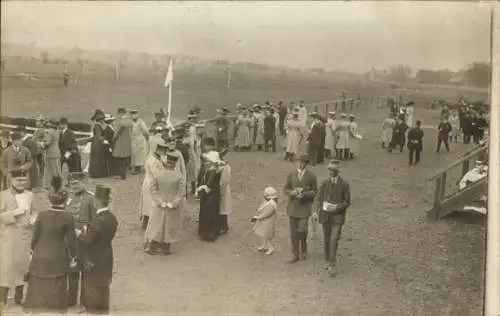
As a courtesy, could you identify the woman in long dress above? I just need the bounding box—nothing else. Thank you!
[144,149,185,255]
[335,113,350,160]
[218,155,231,235]
[24,177,76,313]
[254,108,265,150]
[89,110,108,178]
[196,151,222,241]
[139,141,165,230]
[381,113,396,149]
[285,112,304,162]
[348,115,361,159]
[234,111,252,151]
[324,112,337,159]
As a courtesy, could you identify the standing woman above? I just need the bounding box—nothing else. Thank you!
[381,113,396,149]
[347,115,361,159]
[88,110,108,178]
[144,149,185,255]
[218,149,232,235]
[335,114,350,160]
[24,177,76,313]
[103,114,116,177]
[196,151,222,241]
[284,112,303,162]
[234,108,252,151]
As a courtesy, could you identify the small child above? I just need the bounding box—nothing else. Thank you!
[251,186,278,255]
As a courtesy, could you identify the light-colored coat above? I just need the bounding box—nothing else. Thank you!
[170,149,187,185]
[112,116,133,158]
[42,129,61,187]
[219,164,232,216]
[285,120,303,154]
[144,167,185,244]
[381,117,396,144]
[0,189,33,287]
[252,199,277,239]
[406,106,414,127]
[131,119,150,167]
[254,113,265,145]
[324,118,337,151]
[348,121,360,154]
[140,155,163,219]
[335,120,350,150]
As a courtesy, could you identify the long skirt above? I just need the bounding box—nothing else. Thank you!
[198,192,221,241]
[89,142,108,178]
[24,274,68,313]
[43,158,62,188]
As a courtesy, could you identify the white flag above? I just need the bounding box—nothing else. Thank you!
[164,59,173,88]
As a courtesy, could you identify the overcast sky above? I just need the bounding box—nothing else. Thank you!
[1,1,492,72]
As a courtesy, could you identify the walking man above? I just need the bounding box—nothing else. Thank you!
[436,117,452,153]
[283,155,317,263]
[59,118,82,173]
[407,120,424,165]
[76,185,117,315]
[313,160,350,277]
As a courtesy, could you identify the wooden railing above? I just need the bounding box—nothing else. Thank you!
[428,141,489,219]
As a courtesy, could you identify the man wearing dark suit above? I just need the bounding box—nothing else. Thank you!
[283,154,317,263]
[76,185,117,315]
[112,108,133,180]
[436,117,452,153]
[313,159,350,277]
[461,112,473,144]
[59,117,82,173]
[66,172,96,309]
[307,113,325,165]
[263,109,277,152]
[407,120,424,165]
[389,118,408,153]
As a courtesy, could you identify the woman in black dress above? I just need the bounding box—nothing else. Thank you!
[89,109,108,178]
[24,176,77,313]
[197,151,222,241]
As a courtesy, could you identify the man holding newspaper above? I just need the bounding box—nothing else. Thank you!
[312,159,351,277]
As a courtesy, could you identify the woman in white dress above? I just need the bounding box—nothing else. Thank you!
[448,110,460,144]
[234,110,252,151]
[381,113,396,149]
[335,113,350,160]
[348,115,361,159]
[284,112,303,162]
[324,112,337,159]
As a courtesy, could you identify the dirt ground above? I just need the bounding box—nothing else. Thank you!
[1,60,486,315]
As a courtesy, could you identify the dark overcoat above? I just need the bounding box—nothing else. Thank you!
[284,169,318,218]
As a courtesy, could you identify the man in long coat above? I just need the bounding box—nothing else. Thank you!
[18,127,41,190]
[214,108,230,150]
[283,155,317,263]
[66,172,96,308]
[263,108,277,152]
[278,101,288,136]
[313,160,350,277]
[130,109,149,174]
[307,113,325,165]
[42,120,62,188]
[76,185,118,314]
[407,120,424,165]
[112,108,133,180]
[0,169,34,306]
[144,151,185,255]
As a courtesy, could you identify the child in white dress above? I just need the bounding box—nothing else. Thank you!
[251,187,278,255]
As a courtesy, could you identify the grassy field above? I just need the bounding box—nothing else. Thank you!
[1,58,488,315]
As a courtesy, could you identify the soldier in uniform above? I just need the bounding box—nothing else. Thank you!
[66,172,96,309]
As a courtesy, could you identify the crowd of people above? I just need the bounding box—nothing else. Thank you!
[0,97,490,314]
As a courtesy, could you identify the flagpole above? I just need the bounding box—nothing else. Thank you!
[167,79,172,123]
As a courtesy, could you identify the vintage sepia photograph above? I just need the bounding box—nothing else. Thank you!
[0,1,498,315]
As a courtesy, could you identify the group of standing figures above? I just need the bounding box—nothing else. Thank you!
[0,169,118,314]
[230,102,363,166]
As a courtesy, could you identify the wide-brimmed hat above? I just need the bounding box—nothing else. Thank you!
[328,111,336,116]
[91,109,105,121]
[327,159,340,170]
[309,112,319,118]
[340,113,347,118]
[104,113,115,122]
[263,187,278,199]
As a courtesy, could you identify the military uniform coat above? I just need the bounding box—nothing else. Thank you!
[0,189,34,287]
[131,119,149,167]
[140,155,163,219]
